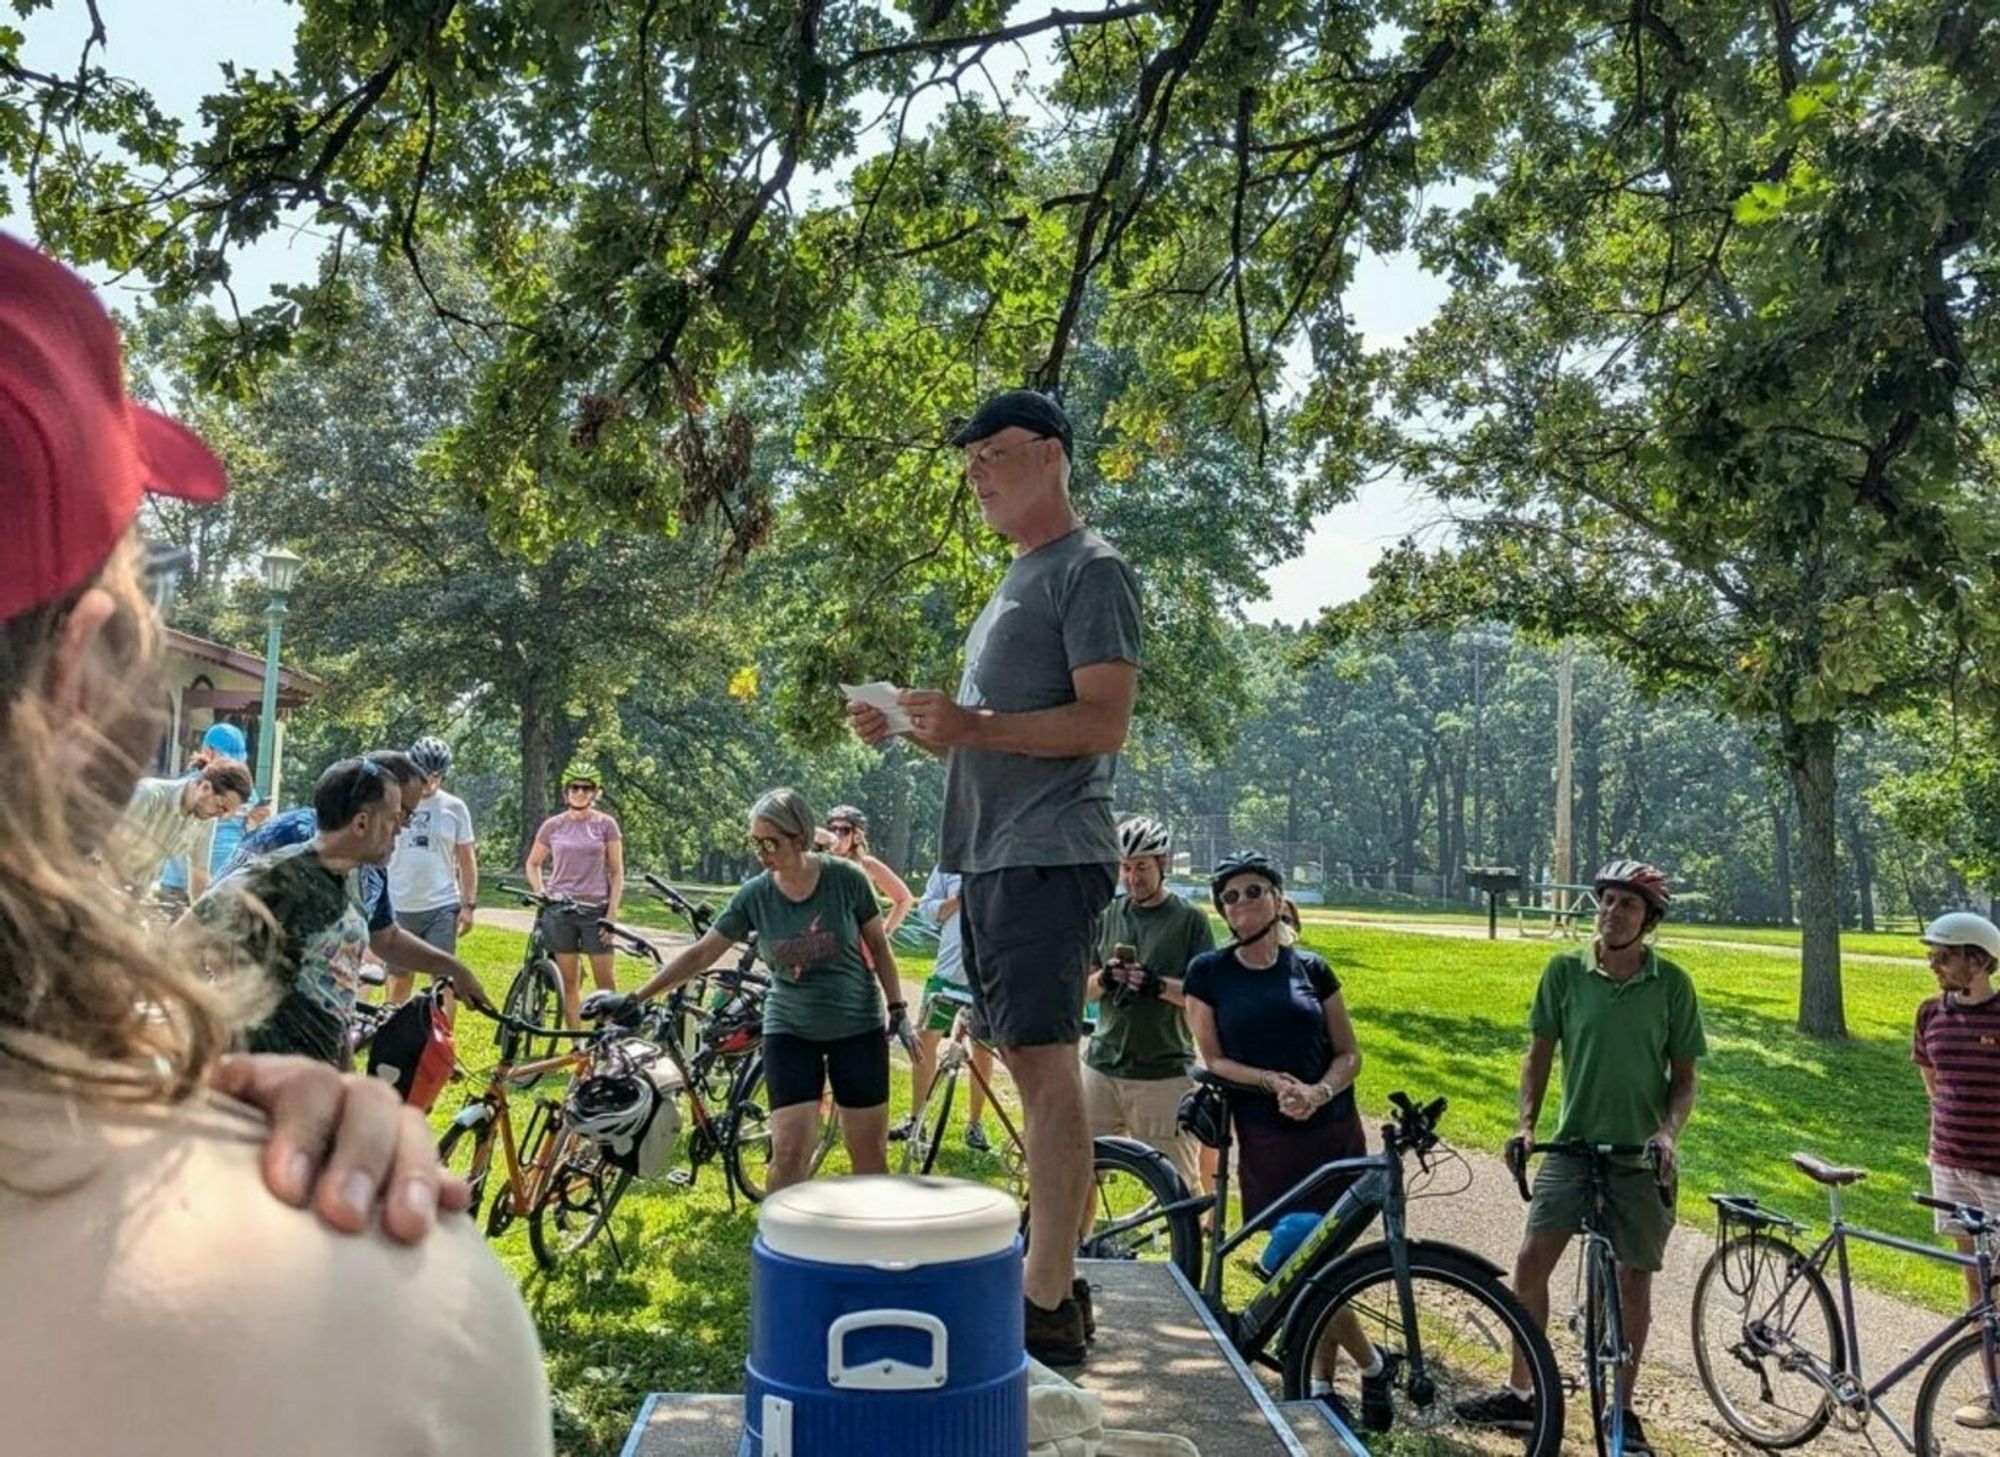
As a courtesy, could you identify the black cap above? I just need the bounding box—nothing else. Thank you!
[949,389,1074,459]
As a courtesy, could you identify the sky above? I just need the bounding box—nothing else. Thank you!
[12,0,1448,622]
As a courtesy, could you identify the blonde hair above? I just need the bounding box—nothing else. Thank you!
[0,536,258,1100]
[748,786,816,846]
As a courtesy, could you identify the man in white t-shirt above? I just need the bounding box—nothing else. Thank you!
[386,735,477,1002]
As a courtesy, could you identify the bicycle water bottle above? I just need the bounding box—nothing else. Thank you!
[740,1176,1026,1457]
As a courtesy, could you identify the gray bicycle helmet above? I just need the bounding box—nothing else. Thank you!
[1210,850,1282,912]
[1118,815,1172,859]
[408,735,453,777]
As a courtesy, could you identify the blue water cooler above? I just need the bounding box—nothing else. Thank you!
[741,1176,1026,1456]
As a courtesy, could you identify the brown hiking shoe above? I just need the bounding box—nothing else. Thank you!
[1025,1293,1088,1366]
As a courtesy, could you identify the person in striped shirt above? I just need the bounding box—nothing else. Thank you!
[1914,908,2000,1419]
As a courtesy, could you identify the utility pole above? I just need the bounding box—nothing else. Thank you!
[1553,638,1575,915]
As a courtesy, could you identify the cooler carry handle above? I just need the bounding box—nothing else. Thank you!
[825,1309,949,1390]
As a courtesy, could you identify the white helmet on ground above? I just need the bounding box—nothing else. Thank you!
[1921,912,2000,961]
[1118,815,1172,860]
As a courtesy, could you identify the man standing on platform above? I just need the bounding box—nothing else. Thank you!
[849,389,1141,1366]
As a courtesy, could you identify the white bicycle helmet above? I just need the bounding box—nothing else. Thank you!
[408,734,453,777]
[1921,912,2000,960]
[1118,815,1172,860]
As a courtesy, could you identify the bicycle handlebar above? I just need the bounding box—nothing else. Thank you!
[1510,1139,1668,1205]
[1914,1192,1997,1234]
[1189,1071,1446,1160]
[499,882,585,915]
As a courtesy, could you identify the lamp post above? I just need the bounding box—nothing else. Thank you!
[253,547,303,800]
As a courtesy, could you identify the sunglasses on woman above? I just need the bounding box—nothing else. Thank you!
[1220,882,1271,907]
[826,822,855,836]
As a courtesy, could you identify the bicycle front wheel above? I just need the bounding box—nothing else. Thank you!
[726,1056,776,1202]
[1690,1231,1841,1449]
[1915,1328,2000,1457]
[1280,1240,1565,1457]
[499,956,563,1083]
[1081,1136,1203,1286]
[527,1133,633,1271]
[1586,1242,1626,1456]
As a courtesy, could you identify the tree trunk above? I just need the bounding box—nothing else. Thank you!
[518,694,555,867]
[1770,797,1795,926]
[1787,721,1846,1039]
[880,746,914,873]
[1844,809,1876,933]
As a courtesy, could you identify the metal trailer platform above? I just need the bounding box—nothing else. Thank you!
[621,1259,1352,1456]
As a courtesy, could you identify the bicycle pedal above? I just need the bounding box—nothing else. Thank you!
[667,1170,695,1187]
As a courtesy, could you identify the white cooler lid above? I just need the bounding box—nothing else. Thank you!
[759,1175,1019,1268]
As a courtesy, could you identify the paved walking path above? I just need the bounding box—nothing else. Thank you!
[1306,914,1927,967]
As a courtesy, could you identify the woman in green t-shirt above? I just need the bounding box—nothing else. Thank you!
[608,787,916,1191]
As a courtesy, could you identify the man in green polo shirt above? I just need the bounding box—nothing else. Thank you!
[1459,860,1705,1453]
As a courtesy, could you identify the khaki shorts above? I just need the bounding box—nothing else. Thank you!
[1930,1162,2000,1235]
[1526,1151,1677,1273]
[1081,1062,1199,1194]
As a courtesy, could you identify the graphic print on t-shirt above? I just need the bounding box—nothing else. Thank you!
[956,597,1016,710]
[766,914,841,981]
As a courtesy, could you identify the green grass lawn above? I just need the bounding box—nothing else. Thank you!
[437,921,1951,1455]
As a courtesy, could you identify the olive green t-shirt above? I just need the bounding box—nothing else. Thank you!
[1529,948,1707,1148]
[1087,892,1215,1080]
[715,855,885,1040]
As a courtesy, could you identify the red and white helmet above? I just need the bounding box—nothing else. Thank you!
[1593,859,1671,913]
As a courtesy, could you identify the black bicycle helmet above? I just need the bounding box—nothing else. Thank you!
[408,734,453,777]
[1210,850,1283,912]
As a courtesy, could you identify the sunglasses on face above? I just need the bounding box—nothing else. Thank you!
[826,822,855,836]
[566,782,596,794]
[1220,882,1271,907]
[748,834,786,856]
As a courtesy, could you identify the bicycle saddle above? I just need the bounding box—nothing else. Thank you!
[1791,1151,1867,1186]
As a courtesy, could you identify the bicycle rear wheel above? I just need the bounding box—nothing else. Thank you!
[1586,1242,1626,1456]
[1690,1231,1841,1449]
[1280,1240,1565,1457]
[1080,1136,1203,1285]
[903,1067,956,1175]
[499,955,563,1084]
[527,1131,633,1271]
[1915,1328,2000,1457]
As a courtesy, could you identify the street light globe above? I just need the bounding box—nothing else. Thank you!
[261,546,303,596]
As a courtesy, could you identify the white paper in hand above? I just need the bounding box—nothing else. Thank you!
[840,681,914,735]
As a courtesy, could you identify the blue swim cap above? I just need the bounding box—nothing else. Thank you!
[200,722,248,759]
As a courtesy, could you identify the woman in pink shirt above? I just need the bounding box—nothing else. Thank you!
[524,763,625,1026]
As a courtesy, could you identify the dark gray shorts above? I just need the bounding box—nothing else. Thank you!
[960,863,1115,1048]
[540,903,609,955]
[395,904,459,954]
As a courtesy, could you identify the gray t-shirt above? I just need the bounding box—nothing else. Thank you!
[941,527,1142,874]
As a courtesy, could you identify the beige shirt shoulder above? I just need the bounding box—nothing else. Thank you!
[0,1078,553,1457]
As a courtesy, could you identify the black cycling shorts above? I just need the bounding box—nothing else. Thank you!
[761,1029,890,1112]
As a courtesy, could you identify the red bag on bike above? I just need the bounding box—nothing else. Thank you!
[367,987,456,1112]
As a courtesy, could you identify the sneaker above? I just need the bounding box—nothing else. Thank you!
[1072,1277,1096,1342]
[886,1116,912,1143]
[1360,1347,1402,1432]
[1317,1392,1359,1431]
[1025,1294,1088,1367]
[1955,1399,2000,1429]
[1454,1388,1537,1432]
[964,1120,992,1153]
[1619,1409,1653,1454]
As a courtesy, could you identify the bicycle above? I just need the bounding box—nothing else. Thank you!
[1176,1071,1565,1451]
[437,1002,648,1270]
[597,915,782,1208]
[495,883,580,1082]
[1511,1139,1670,1456]
[1691,1150,2000,1454]
[905,985,1202,1281]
